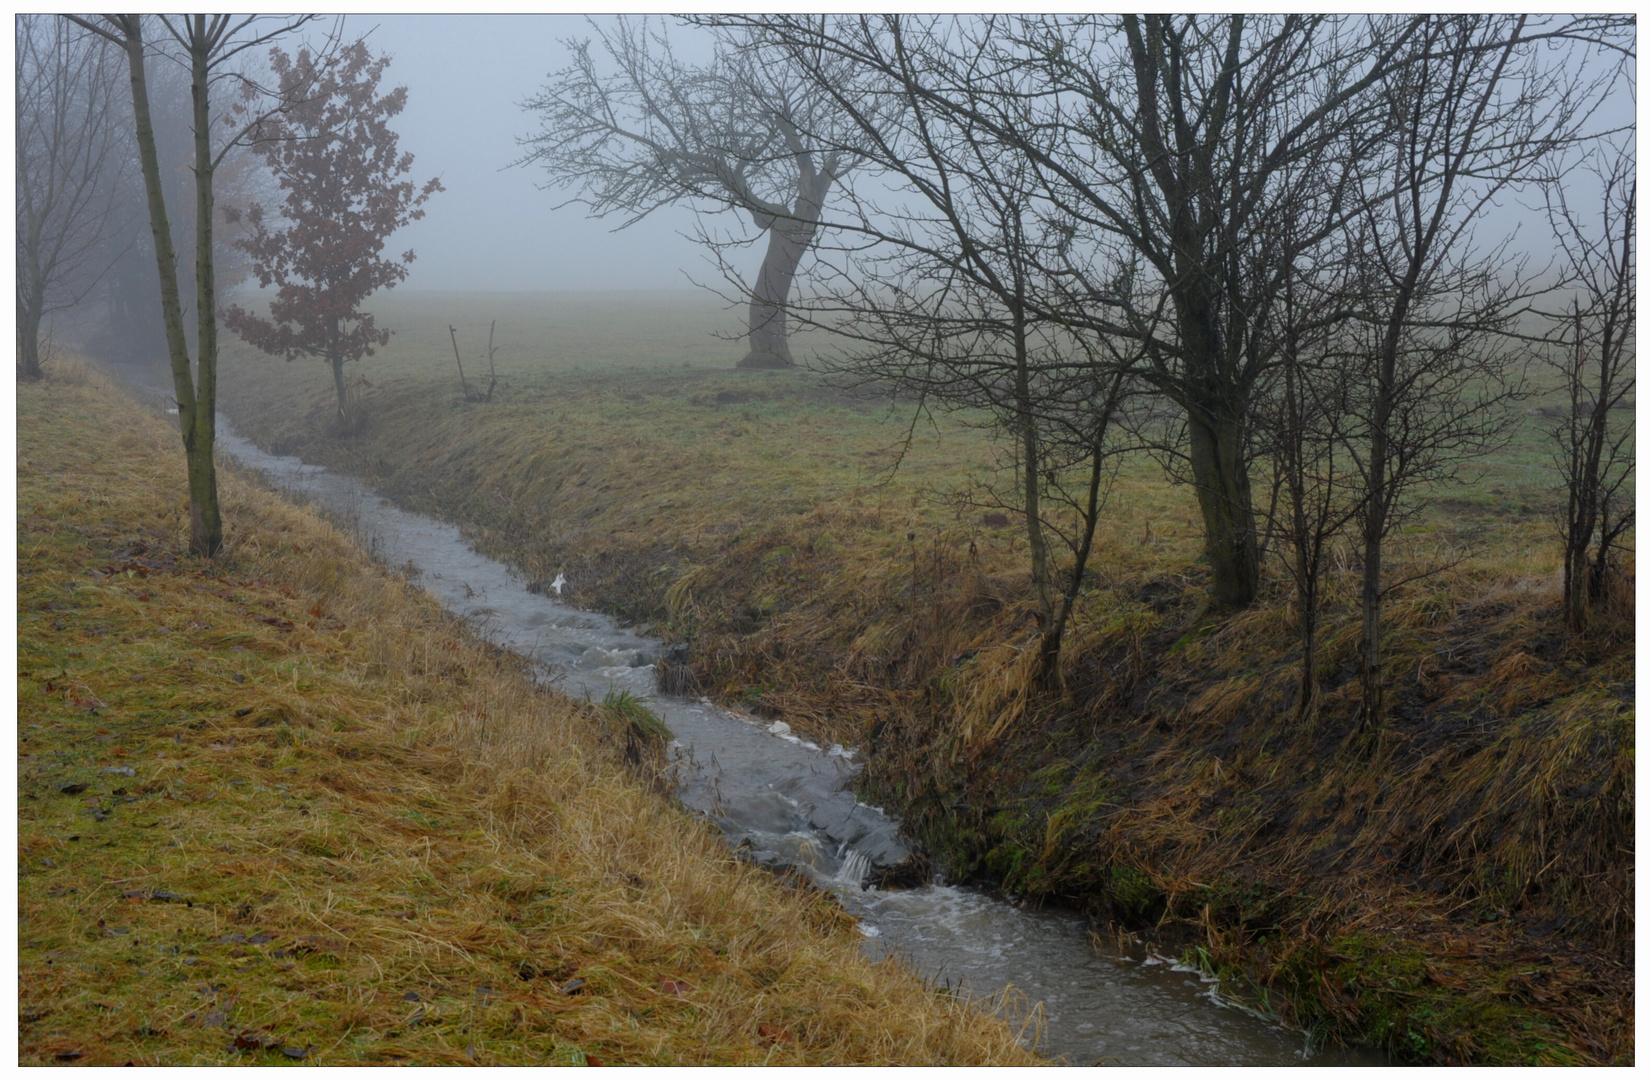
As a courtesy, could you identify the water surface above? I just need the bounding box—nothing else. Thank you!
[182,401,1376,1066]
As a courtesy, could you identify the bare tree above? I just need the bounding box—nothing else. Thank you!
[517,17,866,369]
[15,15,130,380]
[728,15,1139,681]
[1342,14,1618,726]
[745,15,1434,610]
[1006,14,1436,611]
[66,14,322,557]
[1253,244,1367,725]
[1545,140,1635,632]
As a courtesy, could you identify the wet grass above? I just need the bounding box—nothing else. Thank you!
[16,363,1044,1067]
[208,291,1634,1065]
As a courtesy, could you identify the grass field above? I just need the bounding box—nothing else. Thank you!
[202,290,1635,1065]
[16,363,1043,1066]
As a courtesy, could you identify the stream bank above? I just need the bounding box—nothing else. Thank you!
[21,365,1051,1066]
[182,391,1362,1065]
[215,358,1633,1065]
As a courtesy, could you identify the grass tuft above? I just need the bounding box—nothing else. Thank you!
[16,361,1042,1067]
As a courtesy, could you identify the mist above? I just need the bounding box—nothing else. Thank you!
[352,14,721,294]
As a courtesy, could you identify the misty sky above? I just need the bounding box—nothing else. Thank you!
[335,14,1634,296]
[350,14,718,294]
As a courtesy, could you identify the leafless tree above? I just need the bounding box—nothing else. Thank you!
[1002,14,1439,612]
[1545,140,1635,632]
[65,14,325,556]
[1341,14,1622,726]
[15,15,131,380]
[1252,238,1367,725]
[517,17,870,369]
[721,15,1140,681]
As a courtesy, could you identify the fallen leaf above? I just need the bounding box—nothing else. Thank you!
[230,1029,279,1053]
[657,978,692,995]
[758,1023,793,1044]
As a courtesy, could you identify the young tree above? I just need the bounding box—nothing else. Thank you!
[1254,258,1366,724]
[224,39,442,425]
[1546,142,1635,632]
[517,17,866,369]
[66,14,320,557]
[1342,14,1612,725]
[16,15,130,380]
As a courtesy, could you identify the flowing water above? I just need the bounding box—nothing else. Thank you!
[152,390,1377,1065]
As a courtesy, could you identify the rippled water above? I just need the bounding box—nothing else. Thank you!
[170,396,1378,1065]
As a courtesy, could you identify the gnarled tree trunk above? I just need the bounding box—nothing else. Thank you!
[738,170,829,370]
[741,222,809,369]
[17,283,46,380]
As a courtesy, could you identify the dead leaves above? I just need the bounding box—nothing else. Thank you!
[228,1027,311,1060]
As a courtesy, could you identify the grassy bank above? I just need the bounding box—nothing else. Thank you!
[213,292,1633,1064]
[16,364,1043,1066]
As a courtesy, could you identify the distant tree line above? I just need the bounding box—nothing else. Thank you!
[523,14,1634,721]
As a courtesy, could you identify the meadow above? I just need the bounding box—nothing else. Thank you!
[205,289,1634,1065]
[16,363,1042,1066]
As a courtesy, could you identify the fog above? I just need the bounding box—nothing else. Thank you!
[353,14,721,293]
[330,15,1632,300]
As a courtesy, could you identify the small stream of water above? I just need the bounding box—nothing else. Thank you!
[161,394,1376,1065]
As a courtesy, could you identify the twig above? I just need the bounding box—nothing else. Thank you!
[449,324,471,399]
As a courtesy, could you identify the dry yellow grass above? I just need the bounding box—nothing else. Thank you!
[16,363,1043,1066]
[206,293,1631,1064]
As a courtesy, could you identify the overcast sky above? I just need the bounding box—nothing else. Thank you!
[334,14,1635,296]
[351,14,718,293]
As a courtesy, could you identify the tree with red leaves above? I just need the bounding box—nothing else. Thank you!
[226,39,441,425]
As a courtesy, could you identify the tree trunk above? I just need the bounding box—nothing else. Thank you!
[1360,312,1406,729]
[121,17,220,557]
[1561,308,1596,631]
[1296,568,1322,725]
[17,288,44,380]
[186,24,222,556]
[739,223,808,370]
[331,347,349,423]
[1186,399,1260,609]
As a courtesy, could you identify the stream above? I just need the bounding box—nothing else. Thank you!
[142,385,1377,1065]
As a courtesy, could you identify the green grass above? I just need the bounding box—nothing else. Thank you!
[206,290,1633,1065]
